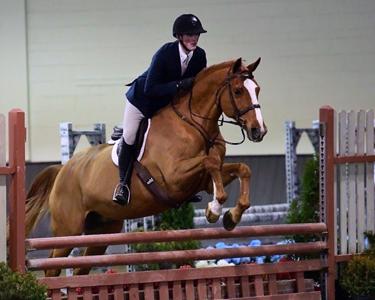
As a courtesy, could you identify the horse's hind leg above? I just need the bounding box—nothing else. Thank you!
[45,248,74,277]
[73,213,124,275]
[45,224,82,277]
[220,162,251,231]
[46,201,86,277]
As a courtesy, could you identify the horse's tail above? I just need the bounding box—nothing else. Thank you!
[25,164,63,236]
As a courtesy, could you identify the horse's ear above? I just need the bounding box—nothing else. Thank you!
[247,57,261,73]
[232,58,243,74]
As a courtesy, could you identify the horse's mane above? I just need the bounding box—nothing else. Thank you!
[173,60,236,105]
[195,60,235,82]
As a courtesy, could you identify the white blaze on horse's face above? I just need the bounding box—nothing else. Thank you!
[244,78,266,139]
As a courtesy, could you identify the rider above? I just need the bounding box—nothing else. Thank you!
[113,14,208,205]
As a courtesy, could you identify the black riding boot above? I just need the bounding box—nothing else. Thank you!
[113,138,135,206]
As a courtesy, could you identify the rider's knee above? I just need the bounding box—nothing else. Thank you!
[122,130,137,145]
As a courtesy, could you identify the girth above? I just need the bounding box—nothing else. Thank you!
[134,161,180,209]
[111,119,181,209]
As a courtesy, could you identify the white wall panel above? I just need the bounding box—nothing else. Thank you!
[0,0,29,159]
[1,0,375,160]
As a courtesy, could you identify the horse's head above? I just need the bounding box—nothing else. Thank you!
[218,58,267,142]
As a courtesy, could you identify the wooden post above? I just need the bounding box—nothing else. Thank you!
[366,110,375,232]
[8,109,26,273]
[319,106,335,300]
[0,114,6,262]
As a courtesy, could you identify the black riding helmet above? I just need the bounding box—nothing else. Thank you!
[173,14,207,37]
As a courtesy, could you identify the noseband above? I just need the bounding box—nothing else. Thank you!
[172,70,261,151]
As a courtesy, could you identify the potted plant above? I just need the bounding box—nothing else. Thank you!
[340,254,375,300]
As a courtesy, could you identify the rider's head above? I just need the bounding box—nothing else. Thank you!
[173,14,207,52]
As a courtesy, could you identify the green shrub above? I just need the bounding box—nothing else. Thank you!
[133,202,200,270]
[340,255,375,297]
[286,157,320,244]
[133,239,200,270]
[0,262,47,300]
[158,201,195,230]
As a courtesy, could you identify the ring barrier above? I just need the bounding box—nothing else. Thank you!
[32,224,326,299]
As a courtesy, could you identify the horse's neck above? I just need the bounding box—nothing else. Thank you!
[176,71,226,134]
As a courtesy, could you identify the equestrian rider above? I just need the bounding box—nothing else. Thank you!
[113,14,208,205]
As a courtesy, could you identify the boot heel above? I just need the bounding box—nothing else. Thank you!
[112,184,131,206]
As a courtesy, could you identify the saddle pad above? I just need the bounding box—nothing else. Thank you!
[110,119,151,166]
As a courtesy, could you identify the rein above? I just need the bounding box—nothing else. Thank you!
[172,70,261,151]
[172,92,219,151]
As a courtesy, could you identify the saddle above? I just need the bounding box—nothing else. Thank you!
[111,119,201,208]
[111,118,149,155]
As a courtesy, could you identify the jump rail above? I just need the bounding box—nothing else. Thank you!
[26,223,327,271]
[30,224,327,300]
[0,109,26,272]
[26,223,326,250]
[26,223,327,299]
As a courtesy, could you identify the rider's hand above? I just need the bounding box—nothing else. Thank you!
[177,77,194,92]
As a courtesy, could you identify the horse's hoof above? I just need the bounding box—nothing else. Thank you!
[223,210,237,231]
[205,207,220,223]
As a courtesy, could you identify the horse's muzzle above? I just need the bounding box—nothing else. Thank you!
[247,126,267,142]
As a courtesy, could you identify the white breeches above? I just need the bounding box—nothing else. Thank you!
[122,98,145,145]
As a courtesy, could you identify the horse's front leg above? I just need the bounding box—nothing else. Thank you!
[221,162,251,231]
[203,155,228,224]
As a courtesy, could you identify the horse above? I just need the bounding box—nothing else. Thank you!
[25,57,267,276]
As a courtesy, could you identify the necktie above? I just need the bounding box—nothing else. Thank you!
[181,56,189,75]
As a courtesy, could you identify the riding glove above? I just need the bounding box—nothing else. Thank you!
[177,77,194,92]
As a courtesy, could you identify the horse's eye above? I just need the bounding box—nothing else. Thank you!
[234,89,242,96]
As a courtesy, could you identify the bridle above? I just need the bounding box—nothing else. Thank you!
[172,68,261,152]
[214,71,260,126]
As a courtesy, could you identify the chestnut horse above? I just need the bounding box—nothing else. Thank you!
[26,57,267,276]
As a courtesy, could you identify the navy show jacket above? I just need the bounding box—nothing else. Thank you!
[126,41,207,118]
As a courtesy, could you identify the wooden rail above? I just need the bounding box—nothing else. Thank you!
[28,241,327,270]
[26,223,327,250]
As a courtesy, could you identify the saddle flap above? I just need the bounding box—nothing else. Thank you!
[110,119,151,166]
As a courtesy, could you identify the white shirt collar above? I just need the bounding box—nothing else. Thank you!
[178,42,194,65]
